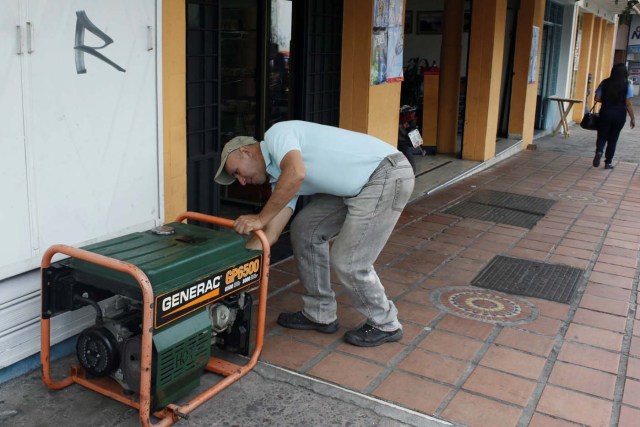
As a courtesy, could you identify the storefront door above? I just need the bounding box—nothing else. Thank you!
[185,0,342,220]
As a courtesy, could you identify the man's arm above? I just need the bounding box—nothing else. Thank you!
[233,150,305,235]
[245,206,293,250]
[259,150,305,225]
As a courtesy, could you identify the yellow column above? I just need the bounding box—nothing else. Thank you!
[340,0,402,146]
[600,23,616,77]
[423,74,439,149]
[572,13,594,122]
[588,18,604,109]
[162,0,187,221]
[507,0,545,145]
[437,0,464,154]
[340,0,370,134]
[462,0,506,161]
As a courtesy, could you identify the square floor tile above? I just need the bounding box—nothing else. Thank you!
[536,385,612,426]
[626,357,640,380]
[266,292,306,313]
[395,301,441,326]
[261,335,324,371]
[593,262,636,278]
[372,371,451,415]
[398,323,425,345]
[437,315,495,340]
[336,341,406,365]
[596,253,637,268]
[557,342,620,374]
[622,378,640,408]
[335,304,367,329]
[589,272,633,289]
[399,288,436,306]
[392,258,441,275]
[418,330,484,361]
[565,324,623,352]
[495,328,555,357]
[526,297,570,320]
[528,413,579,427]
[379,266,426,286]
[619,405,640,427]
[307,352,384,392]
[579,294,629,317]
[462,366,536,406]
[516,315,562,336]
[280,326,344,347]
[548,361,616,399]
[572,308,626,333]
[583,282,631,302]
[398,349,468,385]
[441,390,522,427]
[479,345,546,380]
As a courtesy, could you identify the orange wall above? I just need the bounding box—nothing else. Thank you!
[162,0,187,221]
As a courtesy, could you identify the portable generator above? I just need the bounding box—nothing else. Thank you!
[40,212,270,427]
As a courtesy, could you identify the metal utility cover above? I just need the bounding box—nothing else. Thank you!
[471,255,584,304]
[444,190,556,229]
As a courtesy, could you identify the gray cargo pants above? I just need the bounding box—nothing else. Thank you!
[290,152,415,331]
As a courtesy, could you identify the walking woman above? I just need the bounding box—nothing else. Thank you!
[592,63,636,169]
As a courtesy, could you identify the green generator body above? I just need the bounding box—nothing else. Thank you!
[42,222,263,409]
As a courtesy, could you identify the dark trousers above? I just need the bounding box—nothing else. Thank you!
[596,107,626,164]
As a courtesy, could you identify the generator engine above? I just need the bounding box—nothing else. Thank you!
[42,222,263,409]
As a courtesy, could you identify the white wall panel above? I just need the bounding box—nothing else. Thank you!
[0,1,34,273]
[26,0,160,251]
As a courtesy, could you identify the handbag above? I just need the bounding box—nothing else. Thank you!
[580,103,599,130]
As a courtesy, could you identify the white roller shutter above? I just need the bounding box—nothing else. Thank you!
[0,0,161,371]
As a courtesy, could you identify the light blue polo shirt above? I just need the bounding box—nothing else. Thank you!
[260,121,399,210]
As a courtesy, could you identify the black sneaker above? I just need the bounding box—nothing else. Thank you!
[344,324,403,347]
[593,152,602,167]
[277,311,339,334]
[605,164,614,170]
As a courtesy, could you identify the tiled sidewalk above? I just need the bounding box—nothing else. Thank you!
[257,149,640,427]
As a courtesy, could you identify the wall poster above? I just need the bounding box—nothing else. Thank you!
[528,26,540,84]
[371,0,404,85]
[573,30,581,72]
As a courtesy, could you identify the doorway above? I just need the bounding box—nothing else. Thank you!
[185,0,343,258]
[534,1,563,130]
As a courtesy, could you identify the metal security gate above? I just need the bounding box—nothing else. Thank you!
[186,0,222,217]
[186,0,343,219]
[292,0,343,125]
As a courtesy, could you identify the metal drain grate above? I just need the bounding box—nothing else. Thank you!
[471,255,584,304]
[444,190,556,229]
[467,190,556,215]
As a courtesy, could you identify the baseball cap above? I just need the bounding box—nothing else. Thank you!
[214,136,258,185]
